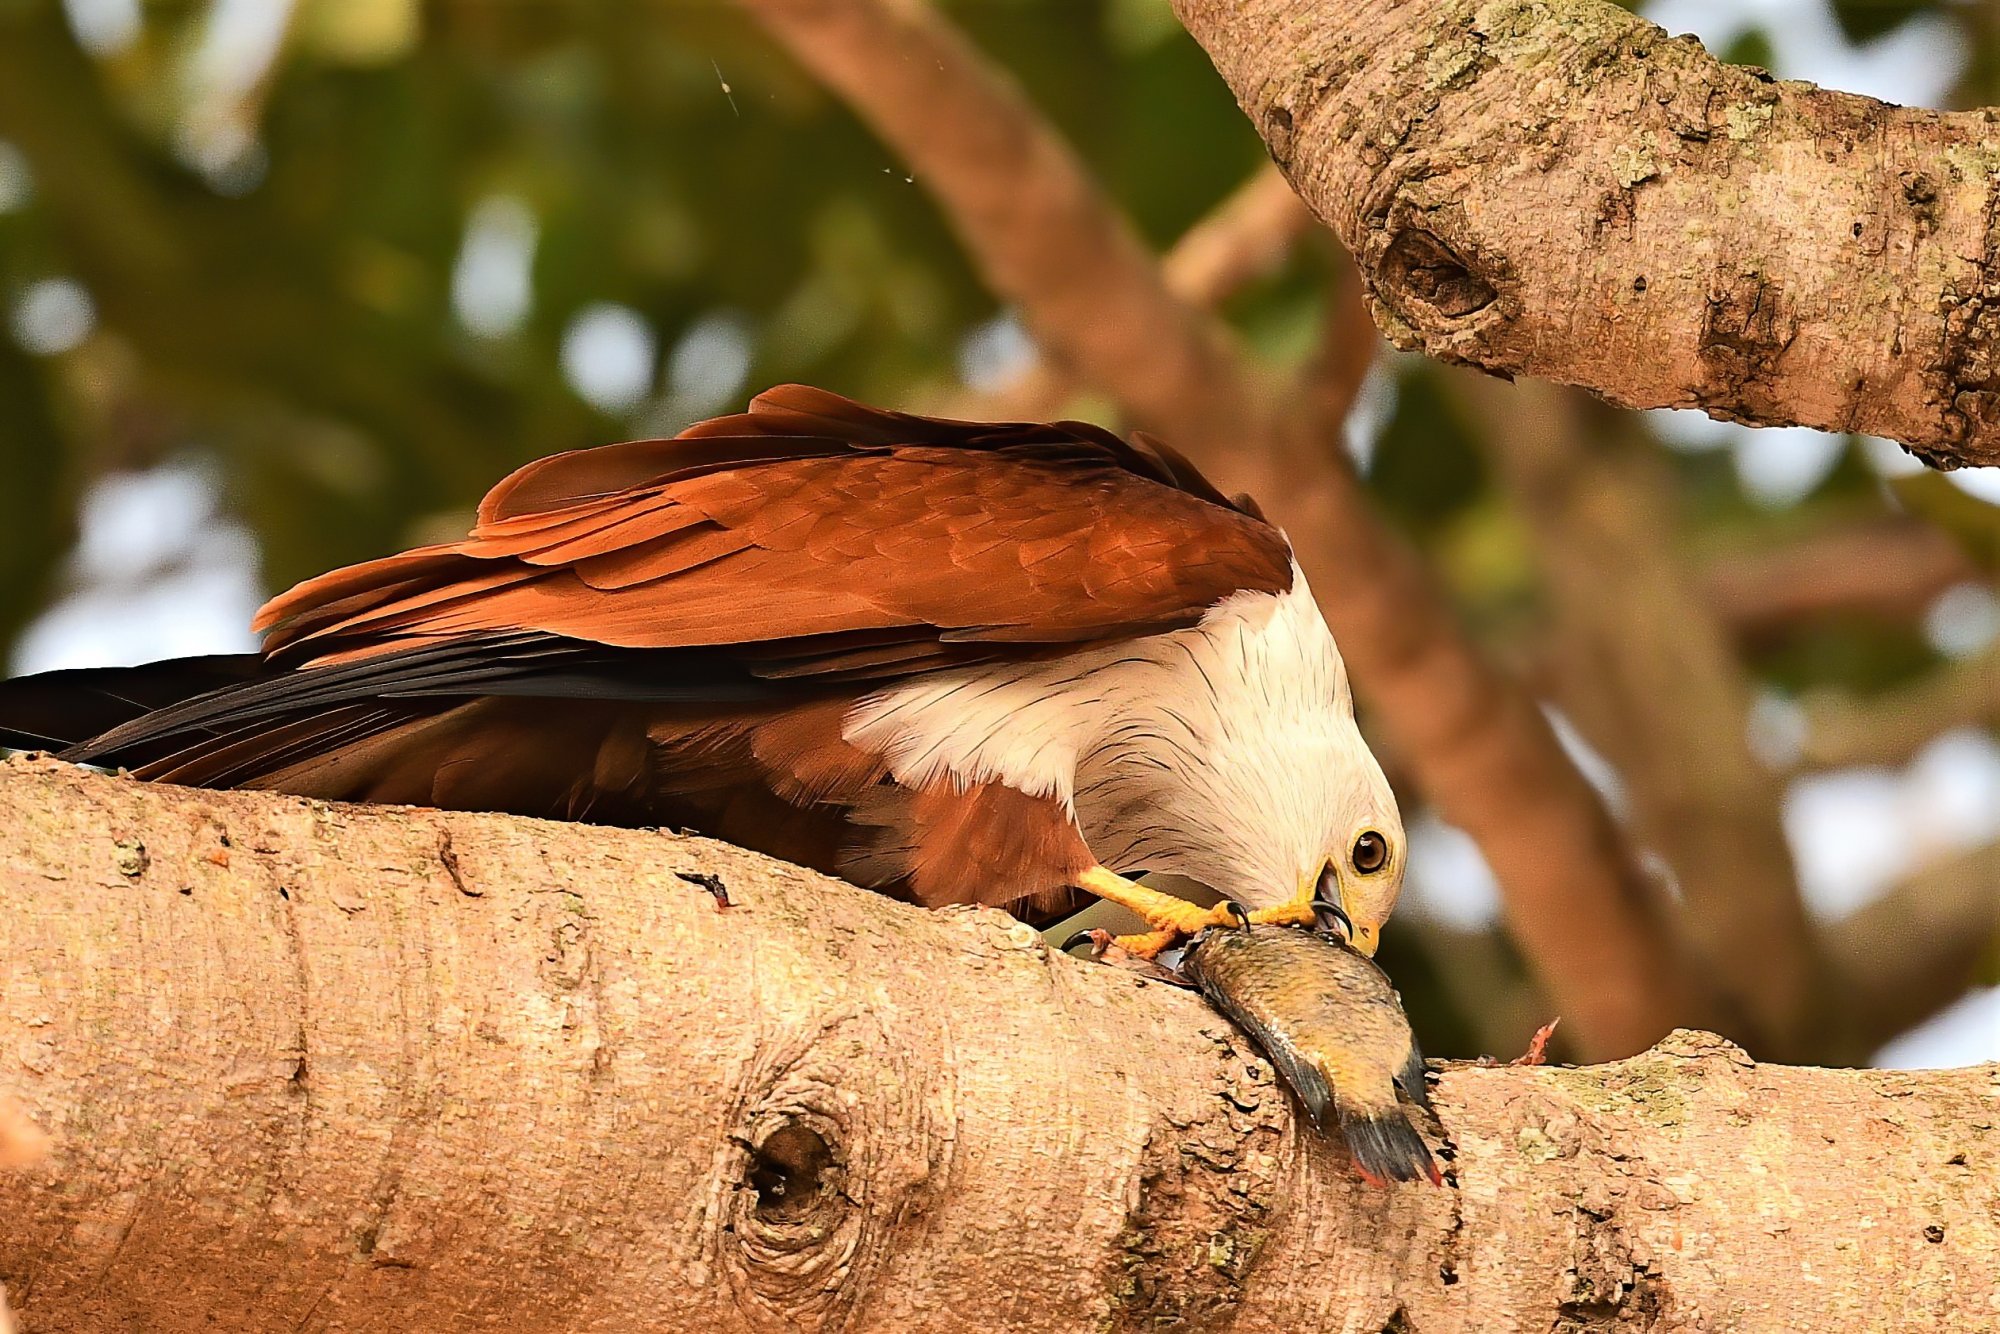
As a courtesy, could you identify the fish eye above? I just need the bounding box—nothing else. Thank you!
[1352,830,1389,875]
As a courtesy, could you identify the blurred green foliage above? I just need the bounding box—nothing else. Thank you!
[1830,0,1935,44]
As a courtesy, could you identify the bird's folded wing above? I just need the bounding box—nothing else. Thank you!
[254,384,1295,679]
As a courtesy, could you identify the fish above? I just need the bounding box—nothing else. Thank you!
[1181,923,1441,1186]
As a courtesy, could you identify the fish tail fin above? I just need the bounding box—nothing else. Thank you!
[1338,1106,1442,1187]
[1396,1044,1434,1113]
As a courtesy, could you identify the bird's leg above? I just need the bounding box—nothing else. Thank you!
[1075,865,1247,960]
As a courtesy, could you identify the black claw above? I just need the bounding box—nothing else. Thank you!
[1061,929,1105,956]
[1221,899,1251,929]
[1311,896,1353,943]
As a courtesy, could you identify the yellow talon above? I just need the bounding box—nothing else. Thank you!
[1073,869,1365,961]
[1075,866,1249,960]
[1246,895,1316,929]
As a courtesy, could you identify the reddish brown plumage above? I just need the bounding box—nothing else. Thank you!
[2,387,1293,917]
[256,385,1287,670]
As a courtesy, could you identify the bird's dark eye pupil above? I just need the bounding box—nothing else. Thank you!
[1354,832,1387,873]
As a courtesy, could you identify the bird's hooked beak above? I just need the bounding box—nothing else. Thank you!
[1312,865,1379,957]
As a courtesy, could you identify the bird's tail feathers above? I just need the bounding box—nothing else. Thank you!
[0,655,266,758]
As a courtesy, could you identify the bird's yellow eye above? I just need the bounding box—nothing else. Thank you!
[1352,830,1389,874]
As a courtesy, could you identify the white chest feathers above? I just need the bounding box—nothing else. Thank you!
[842,564,1392,906]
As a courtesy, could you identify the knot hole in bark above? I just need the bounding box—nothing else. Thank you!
[746,1118,838,1223]
[727,1098,862,1329]
[1378,229,1497,321]
[720,1011,950,1331]
[1264,105,1296,168]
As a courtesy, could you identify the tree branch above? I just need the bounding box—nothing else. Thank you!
[0,1096,46,1334]
[945,165,1315,423]
[1799,644,2000,771]
[1821,841,2000,1062]
[737,0,1715,1058]
[3,759,1995,1332]
[1456,374,1818,1056]
[1164,164,1317,314]
[1280,243,1379,466]
[735,0,1268,450]
[1172,0,2000,469]
[1701,518,1983,643]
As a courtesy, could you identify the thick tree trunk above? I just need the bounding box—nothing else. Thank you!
[1172,0,2000,469]
[1,757,1994,1332]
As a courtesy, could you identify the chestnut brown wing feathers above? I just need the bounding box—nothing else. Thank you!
[257,385,1292,670]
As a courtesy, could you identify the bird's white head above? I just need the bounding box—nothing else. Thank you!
[1075,565,1406,953]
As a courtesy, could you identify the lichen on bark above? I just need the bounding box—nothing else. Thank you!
[1174,0,2000,467]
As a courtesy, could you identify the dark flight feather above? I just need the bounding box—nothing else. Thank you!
[1337,1109,1439,1188]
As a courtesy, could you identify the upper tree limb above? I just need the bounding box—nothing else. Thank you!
[1173,0,2000,468]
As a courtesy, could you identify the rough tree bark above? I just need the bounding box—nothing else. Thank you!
[1172,0,2000,469]
[3,759,1996,1332]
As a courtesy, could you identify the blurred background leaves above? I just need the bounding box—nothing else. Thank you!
[1,0,1994,1065]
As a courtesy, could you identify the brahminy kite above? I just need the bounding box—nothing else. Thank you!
[0,387,1405,956]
